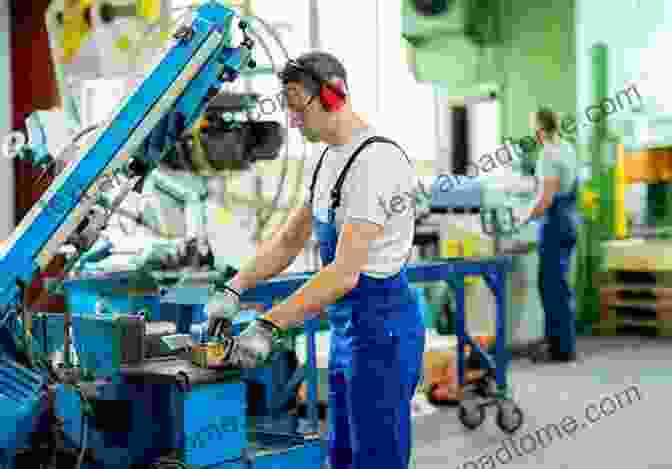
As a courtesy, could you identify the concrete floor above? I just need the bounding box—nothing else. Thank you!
[411,335,672,469]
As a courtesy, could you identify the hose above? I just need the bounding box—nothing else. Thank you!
[34,123,100,188]
[242,14,306,240]
[75,414,88,469]
[236,16,289,240]
[151,460,190,469]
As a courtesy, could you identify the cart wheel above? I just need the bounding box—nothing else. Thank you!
[458,400,485,430]
[496,400,523,434]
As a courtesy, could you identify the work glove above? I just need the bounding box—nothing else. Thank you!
[206,284,242,337]
[218,318,286,369]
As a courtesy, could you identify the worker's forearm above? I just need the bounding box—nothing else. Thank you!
[522,193,548,223]
[228,238,302,293]
[264,264,357,329]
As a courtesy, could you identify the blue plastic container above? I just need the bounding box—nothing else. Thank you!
[0,356,46,455]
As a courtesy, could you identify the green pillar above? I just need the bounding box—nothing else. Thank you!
[576,43,609,328]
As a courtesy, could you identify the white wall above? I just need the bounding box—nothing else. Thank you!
[0,0,13,238]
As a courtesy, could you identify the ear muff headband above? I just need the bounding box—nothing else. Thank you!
[280,59,346,112]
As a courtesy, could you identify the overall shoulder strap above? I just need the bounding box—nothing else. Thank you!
[330,136,411,210]
[308,146,331,206]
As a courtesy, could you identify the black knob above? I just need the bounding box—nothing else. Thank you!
[413,0,450,16]
[239,21,248,30]
[174,26,194,42]
[100,3,114,24]
[248,59,256,69]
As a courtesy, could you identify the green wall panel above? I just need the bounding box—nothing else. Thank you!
[497,0,576,145]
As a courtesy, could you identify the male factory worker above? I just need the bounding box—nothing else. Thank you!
[204,51,426,469]
[519,107,580,363]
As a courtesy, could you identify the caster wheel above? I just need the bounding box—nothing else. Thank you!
[458,400,485,430]
[496,400,523,434]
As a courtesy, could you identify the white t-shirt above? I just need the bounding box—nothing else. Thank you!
[305,126,417,278]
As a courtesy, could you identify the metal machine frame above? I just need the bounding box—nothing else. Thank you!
[0,3,278,468]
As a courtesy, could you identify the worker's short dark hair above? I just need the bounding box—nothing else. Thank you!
[536,107,559,134]
[279,51,348,97]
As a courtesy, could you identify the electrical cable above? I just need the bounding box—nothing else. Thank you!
[135,4,301,241]
[244,15,292,61]
[75,413,88,469]
[229,18,288,240]
[244,13,315,224]
[151,459,190,469]
[151,455,244,468]
[33,124,100,189]
[241,15,298,239]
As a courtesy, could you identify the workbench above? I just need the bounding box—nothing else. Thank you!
[66,257,516,398]
[156,256,524,432]
[60,254,521,463]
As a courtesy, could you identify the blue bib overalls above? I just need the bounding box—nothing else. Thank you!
[309,136,425,469]
[537,179,579,358]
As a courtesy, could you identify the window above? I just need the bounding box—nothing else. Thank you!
[251,0,310,57]
[319,0,379,123]
[315,0,437,161]
[468,99,500,172]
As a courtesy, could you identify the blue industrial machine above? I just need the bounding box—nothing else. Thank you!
[0,3,325,468]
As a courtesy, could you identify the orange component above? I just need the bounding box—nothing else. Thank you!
[431,383,463,402]
[622,150,660,184]
[474,335,494,348]
[297,381,320,403]
[197,117,209,129]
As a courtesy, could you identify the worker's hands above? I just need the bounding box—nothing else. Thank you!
[206,285,242,337]
[218,318,285,368]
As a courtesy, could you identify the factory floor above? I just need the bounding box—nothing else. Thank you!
[411,335,671,468]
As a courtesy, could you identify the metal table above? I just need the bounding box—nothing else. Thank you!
[70,256,522,432]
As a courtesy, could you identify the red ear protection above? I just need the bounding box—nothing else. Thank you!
[320,82,346,112]
[280,59,347,112]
